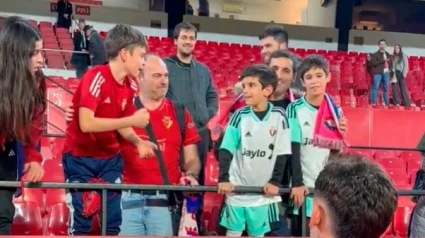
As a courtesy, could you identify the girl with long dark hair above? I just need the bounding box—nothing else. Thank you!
[0,16,45,235]
[391,44,410,106]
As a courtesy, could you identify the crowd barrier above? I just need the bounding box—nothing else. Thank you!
[5,181,425,236]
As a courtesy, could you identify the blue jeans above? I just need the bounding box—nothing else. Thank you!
[62,153,123,236]
[120,191,173,236]
[371,73,390,104]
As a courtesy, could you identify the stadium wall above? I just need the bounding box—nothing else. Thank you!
[187,0,337,28]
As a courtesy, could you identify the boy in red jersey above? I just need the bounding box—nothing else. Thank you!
[62,24,155,236]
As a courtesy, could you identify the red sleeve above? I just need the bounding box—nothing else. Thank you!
[24,110,43,163]
[79,69,105,111]
[182,109,201,146]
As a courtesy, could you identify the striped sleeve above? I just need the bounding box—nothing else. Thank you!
[286,102,302,143]
[219,108,245,155]
[79,69,105,112]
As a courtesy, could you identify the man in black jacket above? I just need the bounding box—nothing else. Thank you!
[71,19,90,78]
[164,22,218,186]
[56,0,72,29]
[84,25,108,66]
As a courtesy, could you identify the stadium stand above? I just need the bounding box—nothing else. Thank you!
[2,14,422,237]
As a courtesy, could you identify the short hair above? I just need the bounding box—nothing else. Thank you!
[269,50,297,74]
[298,55,329,80]
[315,153,398,238]
[173,22,197,39]
[105,24,148,59]
[379,39,386,44]
[259,25,288,45]
[239,64,278,91]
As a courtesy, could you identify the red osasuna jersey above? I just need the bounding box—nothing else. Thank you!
[63,65,136,159]
[121,99,201,185]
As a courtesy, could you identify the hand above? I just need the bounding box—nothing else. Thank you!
[290,186,309,208]
[180,175,199,186]
[263,183,279,197]
[131,108,150,129]
[136,140,157,158]
[82,49,88,53]
[218,182,234,195]
[23,162,44,182]
[338,117,348,136]
[65,103,74,123]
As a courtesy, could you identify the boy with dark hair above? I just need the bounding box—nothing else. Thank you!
[286,55,348,236]
[217,64,291,237]
[310,153,398,238]
[62,24,156,236]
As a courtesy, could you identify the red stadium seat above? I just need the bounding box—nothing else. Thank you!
[45,202,69,236]
[375,150,401,160]
[393,204,415,237]
[378,157,406,170]
[11,202,43,235]
[385,169,410,186]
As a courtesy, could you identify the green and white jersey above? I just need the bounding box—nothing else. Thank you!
[286,97,331,188]
[220,104,291,207]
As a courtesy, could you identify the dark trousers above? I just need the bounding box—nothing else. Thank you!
[62,153,123,236]
[75,62,89,78]
[196,127,210,186]
[392,70,410,106]
[0,142,18,235]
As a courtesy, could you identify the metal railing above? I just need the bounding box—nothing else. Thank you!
[7,181,425,236]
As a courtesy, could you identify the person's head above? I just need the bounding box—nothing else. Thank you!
[298,55,330,97]
[394,44,403,56]
[269,50,296,98]
[239,64,277,108]
[105,24,148,79]
[139,54,168,101]
[173,22,197,58]
[378,39,386,51]
[310,153,398,238]
[259,25,288,64]
[78,19,86,31]
[0,16,46,144]
[83,25,92,37]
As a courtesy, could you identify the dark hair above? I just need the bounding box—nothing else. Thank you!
[105,24,148,59]
[298,55,329,80]
[173,22,197,40]
[239,64,278,91]
[378,39,386,44]
[269,50,297,74]
[259,25,288,45]
[0,16,46,144]
[315,153,398,238]
[393,44,403,56]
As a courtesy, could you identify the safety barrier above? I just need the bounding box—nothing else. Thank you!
[4,181,425,236]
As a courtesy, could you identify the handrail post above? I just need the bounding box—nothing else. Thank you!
[101,189,107,236]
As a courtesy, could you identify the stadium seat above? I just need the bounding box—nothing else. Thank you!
[11,201,44,235]
[45,202,68,236]
[393,204,415,237]
[378,157,406,170]
[375,150,401,160]
[385,169,410,186]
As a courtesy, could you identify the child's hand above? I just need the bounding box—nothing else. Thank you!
[290,186,309,208]
[218,182,234,195]
[338,117,348,136]
[263,183,279,197]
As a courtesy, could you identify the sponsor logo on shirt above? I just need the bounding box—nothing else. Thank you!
[303,138,314,145]
[269,127,276,136]
[242,148,266,159]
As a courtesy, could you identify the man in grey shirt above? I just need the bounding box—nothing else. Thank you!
[164,22,218,185]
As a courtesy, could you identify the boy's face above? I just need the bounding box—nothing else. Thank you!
[302,67,330,97]
[123,46,147,79]
[241,76,273,107]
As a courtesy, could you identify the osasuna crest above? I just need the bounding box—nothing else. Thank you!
[162,116,173,129]
[269,127,277,136]
[121,99,127,111]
